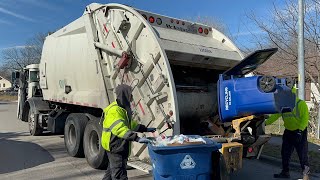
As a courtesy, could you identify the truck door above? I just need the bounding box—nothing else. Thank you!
[40,62,48,89]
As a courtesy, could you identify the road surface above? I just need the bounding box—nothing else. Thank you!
[0,102,313,180]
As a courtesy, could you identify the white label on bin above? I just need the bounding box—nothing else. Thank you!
[180,155,196,169]
[224,87,231,110]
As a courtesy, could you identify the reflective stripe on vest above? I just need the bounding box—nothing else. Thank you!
[103,119,123,132]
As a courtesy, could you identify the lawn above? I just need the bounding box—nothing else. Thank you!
[0,94,18,101]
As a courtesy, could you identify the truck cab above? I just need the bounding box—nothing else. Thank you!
[13,64,47,135]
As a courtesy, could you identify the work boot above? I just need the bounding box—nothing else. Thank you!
[126,165,134,170]
[302,166,310,180]
[274,171,290,179]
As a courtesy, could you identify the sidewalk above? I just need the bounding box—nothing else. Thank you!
[262,135,320,177]
[268,136,320,152]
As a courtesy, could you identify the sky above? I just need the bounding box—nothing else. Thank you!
[0,0,285,51]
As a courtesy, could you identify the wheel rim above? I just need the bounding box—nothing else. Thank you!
[89,130,100,156]
[68,124,76,148]
[28,111,34,132]
[286,78,294,89]
[259,76,275,92]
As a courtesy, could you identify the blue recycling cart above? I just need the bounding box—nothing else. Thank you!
[148,136,222,180]
[217,48,296,122]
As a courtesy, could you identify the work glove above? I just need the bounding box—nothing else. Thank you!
[146,128,157,132]
[136,137,152,144]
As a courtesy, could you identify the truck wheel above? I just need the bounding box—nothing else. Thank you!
[64,113,88,157]
[84,118,109,169]
[28,110,43,136]
[259,76,276,93]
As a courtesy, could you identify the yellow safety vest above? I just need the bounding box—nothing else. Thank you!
[101,101,139,151]
[265,99,309,131]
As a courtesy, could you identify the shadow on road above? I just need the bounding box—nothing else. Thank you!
[0,102,10,105]
[0,132,55,174]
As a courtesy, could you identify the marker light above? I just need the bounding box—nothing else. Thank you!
[156,18,162,25]
[142,14,147,20]
[149,16,155,23]
[204,28,209,35]
[198,27,203,33]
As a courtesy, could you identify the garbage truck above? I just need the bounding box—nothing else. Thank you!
[12,3,295,176]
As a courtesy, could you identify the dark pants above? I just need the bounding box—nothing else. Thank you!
[282,129,309,172]
[102,152,128,180]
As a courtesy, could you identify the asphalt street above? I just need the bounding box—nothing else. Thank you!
[0,102,313,180]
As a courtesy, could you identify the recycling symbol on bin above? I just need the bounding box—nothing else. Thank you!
[180,155,196,169]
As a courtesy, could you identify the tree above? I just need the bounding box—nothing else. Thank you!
[191,15,227,34]
[0,68,11,80]
[247,0,320,136]
[1,33,46,71]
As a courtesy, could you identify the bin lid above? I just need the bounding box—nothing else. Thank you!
[223,48,278,76]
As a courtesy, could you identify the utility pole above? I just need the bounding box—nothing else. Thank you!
[298,0,305,100]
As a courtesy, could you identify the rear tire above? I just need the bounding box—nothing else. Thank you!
[64,113,88,157]
[84,117,109,169]
[28,109,43,136]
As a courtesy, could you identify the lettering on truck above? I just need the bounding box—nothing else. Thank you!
[165,24,197,33]
[199,48,212,53]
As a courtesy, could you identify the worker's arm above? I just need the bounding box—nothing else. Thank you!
[131,120,156,132]
[298,101,309,131]
[265,113,281,125]
[131,120,147,132]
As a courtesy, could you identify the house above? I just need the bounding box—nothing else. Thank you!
[0,75,12,91]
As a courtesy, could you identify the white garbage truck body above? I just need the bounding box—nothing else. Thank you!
[15,3,268,173]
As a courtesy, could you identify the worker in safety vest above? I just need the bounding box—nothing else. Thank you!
[101,84,156,180]
[265,88,309,179]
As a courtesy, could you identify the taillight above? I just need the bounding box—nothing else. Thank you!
[176,20,179,24]
[156,18,162,25]
[248,147,253,153]
[149,16,155,23]
[142,14,147,20]
[204,28,209,35]
[198,27,203,33]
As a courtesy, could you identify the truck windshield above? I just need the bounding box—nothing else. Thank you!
[29,71,39,82]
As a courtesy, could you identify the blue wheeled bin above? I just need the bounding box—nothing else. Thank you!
[217,48,296,122]
[148,136,222,180]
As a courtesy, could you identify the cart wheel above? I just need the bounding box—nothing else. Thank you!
[259,76,276,93]
[285,77,294,89]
